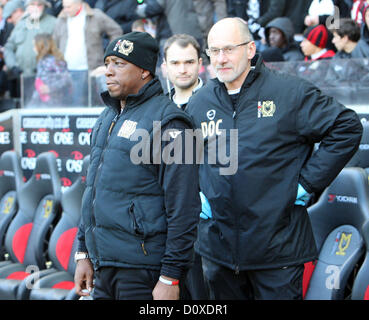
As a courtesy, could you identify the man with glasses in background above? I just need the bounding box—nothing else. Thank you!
[186,17,362,300]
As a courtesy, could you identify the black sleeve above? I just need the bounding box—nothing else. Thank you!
[156,119,201,280]
[297,81,363,193]
[77,218,88,252]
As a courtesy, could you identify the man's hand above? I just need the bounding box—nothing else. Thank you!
[74,259,94,296]
[152,276,180,300]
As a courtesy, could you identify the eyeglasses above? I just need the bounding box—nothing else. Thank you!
[206,41,251,57]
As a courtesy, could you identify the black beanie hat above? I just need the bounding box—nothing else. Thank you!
[104,32,159,75]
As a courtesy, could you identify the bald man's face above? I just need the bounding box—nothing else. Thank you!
[207,19,256,89]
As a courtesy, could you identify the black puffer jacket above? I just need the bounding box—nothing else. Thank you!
[78,78,201,279]
[186,55,362,271]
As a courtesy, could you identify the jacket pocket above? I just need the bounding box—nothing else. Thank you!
[128,203,145,236]
[128,203,148,256]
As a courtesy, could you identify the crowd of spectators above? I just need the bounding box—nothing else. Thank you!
[0,0,368,110]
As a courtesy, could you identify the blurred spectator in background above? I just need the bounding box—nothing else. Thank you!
[354,4,369,55]
[331,18,364,58]
[95,0,137,34]
[1,0,24,44]
[0,0,25,97]
[28,33,71,107]
[131,18,156,38]
[46,0,63,16]
[226,0,247,20]
[131,18,145,32]
[283,0,312,34]
[53,0,122,106]
[351,0,369,24]
[301,24,336,60]
[0,3,5,96]
[133,0,202,65]
[192,0,227,53]
[227,0,287,51]
[304,0,335,27]
[265,17,304,61]
[84,0,96,8]
[305,0,352,31]
[4,0,56,98]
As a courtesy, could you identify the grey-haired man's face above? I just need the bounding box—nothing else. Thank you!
[27,1,45,19]
[62,0,81,17]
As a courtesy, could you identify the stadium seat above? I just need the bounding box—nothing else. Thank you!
[0,152,61,299]
[304,167,369,300]
[17,155,89,300]
[0,151,23,263]
[351,220,369,300]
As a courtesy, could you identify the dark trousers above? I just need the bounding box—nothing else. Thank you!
[185,252,209,300]
[93,267,188,300]
[93,267,160,300]
[202,257,304,300]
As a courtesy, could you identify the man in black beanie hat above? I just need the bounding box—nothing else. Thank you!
[74,32,201,300]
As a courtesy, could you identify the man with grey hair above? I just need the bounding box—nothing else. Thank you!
[186,17,362,300]
[53,0,122,105]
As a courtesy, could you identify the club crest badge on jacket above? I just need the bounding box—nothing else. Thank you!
[258,101,276,118]
[117,120,137,138]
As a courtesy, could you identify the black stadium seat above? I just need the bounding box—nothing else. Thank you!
[0,151,23,263]
[304,167,369,300]
[351,220,369,300]
[0,152,61,299]
[16,155,89,300]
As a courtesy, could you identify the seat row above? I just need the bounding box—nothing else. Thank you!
[0,151,89,300]
[1,142,369,300]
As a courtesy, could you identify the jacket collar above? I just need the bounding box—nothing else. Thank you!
[101,77,163,114]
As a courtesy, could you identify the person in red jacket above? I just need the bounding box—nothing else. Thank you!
[300,24,336,61]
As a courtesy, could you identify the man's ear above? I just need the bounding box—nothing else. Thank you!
[142,69,151,80]
[247,41,257,60]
